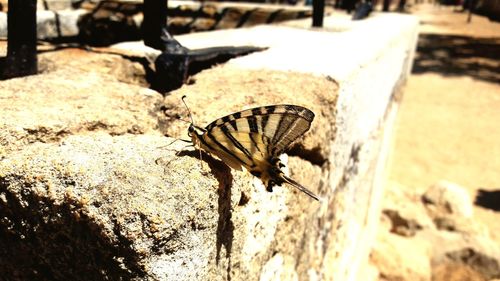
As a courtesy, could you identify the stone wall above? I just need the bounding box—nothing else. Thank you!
[0,12,419,281]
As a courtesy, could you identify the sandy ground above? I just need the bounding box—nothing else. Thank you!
[388,4,500,241]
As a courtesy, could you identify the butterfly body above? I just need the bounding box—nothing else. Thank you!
[187,104,320,201]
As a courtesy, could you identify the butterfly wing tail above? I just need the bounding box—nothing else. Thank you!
[281,174,321,201]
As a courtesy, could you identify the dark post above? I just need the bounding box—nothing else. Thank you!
[142,0,168,50]
[397,0,406,11]
[467,0,474,23]
[312,0,325,27]
[382,0,391,11]
[2,0,38,79]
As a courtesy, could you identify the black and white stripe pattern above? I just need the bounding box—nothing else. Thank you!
[189,104,319,201]
[205,105,313,152]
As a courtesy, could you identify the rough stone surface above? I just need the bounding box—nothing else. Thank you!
[425,230,500,280]
[0,48,159,157]
[432,262,486,281]
[259,254,300,281]
[445,248,500,280]
[0,134,248,280]
[423,180,474,218]
[381,182,435,237]
[0,12,418,281]
[371,181,500,281]
[0,66,336,280]
[371,230,432,281]
[357,260,380,281]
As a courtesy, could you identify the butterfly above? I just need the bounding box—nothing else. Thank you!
[182,96,320,201]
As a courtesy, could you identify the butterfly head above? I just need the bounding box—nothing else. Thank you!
[186,124,206,151]
[188,124,206,137]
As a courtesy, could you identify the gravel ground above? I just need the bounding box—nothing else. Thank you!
[388,3,500,246]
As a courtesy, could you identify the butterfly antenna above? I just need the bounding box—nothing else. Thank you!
[181,95,195,125]
[177,118,192,125]
[281,175,321,201]
[181,95,204,170]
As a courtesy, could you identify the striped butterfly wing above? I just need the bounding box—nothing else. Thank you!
[202,130,271,171]
[198,105,318,200]
[205,105,314,156]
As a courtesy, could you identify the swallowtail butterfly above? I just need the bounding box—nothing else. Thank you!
[183,96,320,201]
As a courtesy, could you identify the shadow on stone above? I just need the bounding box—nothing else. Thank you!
[446,247,500,280]
[175,149,234,272]
[210,155,234,280]
[475,189,500,212]
[288,144,327,166]
[412,34,500,83]
[0,179,141,280]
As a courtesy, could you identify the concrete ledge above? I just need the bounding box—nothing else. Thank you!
[0,13,419,280]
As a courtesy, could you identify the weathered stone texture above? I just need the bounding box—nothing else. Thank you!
[0,48,157,156]
[161,67,337,281]
[0,12,419,281]
[0,134,235,280]
[372,181,500,281]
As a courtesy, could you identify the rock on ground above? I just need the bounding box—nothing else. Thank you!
[371,180,500,281]
[422,180,474,219]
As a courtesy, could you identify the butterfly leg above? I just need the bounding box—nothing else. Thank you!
[157,138,192,150]
[156,143,194,167]
[266,181,274,192]
[198,148,203,171]
[197,148,212,175]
